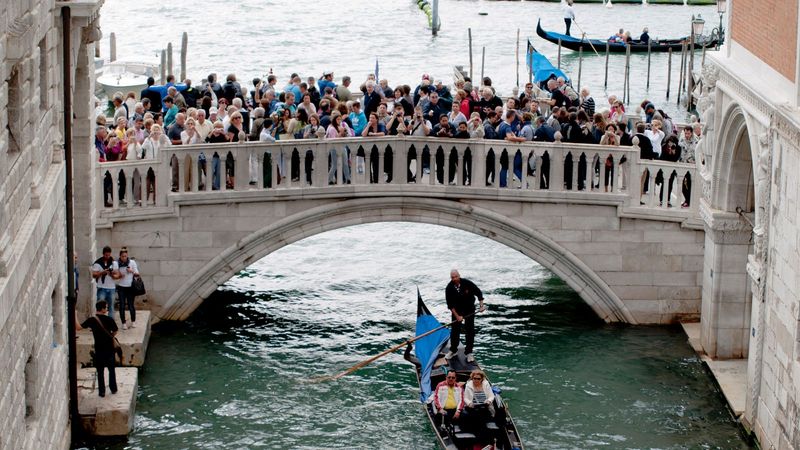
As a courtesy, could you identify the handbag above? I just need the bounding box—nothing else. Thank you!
[131,275,146,296]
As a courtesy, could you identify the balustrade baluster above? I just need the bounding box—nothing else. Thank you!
[492,149,501,189]
[377,146,386,185]
[521,149,531,190]
[472,144,486,188]
[394,141,405,185]
[235,146,249,190]
[190,154,200,192]
[110,171,119,209]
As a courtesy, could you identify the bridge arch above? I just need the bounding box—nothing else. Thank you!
[158,197,636,323]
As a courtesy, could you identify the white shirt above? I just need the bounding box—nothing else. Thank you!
[645,129,665,156]
[116,259,139,287]
[92,260,119,289]
[562,2,575,20]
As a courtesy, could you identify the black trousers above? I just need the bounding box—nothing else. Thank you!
[564,18,572,36]
[450,312,475,354]
[117,285,136,323]
[96,353,117,396]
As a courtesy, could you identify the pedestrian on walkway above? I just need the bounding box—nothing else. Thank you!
[116,248,139,330]
[76,300,118,397]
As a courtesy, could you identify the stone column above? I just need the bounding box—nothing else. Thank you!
[71,21,102,317]
[699,201,754,359]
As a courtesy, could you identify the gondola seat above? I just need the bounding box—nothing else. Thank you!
[452,425,477,444]
[485,421,500,431]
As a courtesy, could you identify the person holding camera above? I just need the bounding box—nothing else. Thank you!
[92,246,121,321]
[116,248,139,330]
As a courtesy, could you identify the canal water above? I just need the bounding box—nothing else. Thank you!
[99,0,721,121]
[86,2,747,448]
[82,224,749,449]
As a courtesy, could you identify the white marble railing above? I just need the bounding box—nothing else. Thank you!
[95,137,699,219]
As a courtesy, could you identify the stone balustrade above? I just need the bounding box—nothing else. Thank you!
[95,137,699,221]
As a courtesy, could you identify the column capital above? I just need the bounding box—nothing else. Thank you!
[699,200,753,244]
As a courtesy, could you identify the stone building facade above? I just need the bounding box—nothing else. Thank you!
[0,0,101,448]
[700,0,800,447]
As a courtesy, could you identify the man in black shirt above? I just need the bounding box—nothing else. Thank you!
[445,270,486,363]
[140,77,162,114]
[76,300,119,397]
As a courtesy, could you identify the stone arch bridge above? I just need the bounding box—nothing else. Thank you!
[93,136,704,324]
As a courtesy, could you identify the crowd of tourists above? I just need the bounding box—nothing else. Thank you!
[94,70,701,204]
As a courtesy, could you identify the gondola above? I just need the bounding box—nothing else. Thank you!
[405,292,525,450]
[536,19,720,53]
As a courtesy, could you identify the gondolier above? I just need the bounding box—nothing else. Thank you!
[445,269,485,363]
[561,0,576,36]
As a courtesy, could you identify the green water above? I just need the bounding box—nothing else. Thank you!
[78,223,749,449]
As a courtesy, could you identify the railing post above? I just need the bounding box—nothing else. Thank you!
[235,144,249,190]
[377,145,386,184]
[472,143,486,188]
[550,146,564,191]
[394,139,406,184]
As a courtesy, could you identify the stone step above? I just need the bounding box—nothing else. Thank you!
[77,310,152,367]
[77,367,138,436]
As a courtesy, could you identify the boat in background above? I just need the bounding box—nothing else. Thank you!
[96,60,159,99]
[536,19,720,53]
[405,292,525,450]
[526,40,570,85]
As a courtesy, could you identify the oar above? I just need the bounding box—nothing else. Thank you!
[310,310,479,383]
[573,21,601,58]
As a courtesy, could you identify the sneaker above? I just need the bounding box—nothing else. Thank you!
[129,322,136,329]
[466,353,475,363]
[444,351,456,360]
[121,323,128,330]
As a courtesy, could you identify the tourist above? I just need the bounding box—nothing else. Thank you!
[385,103,408,136]
[168,86,186,110]
[362,81,382,116]
[478,87,503,118]
[433,114,453,138]
[640,27,650,44]
[95,126,109,162]
[393,87,414,117]
[444,269,486,363]
[124,129,141,160]
[533,116,556,142]
[462,369,495,443]
[361,112,386,137]
[600,123,620,146]
[226,112,245,143]
[75,300,118,397]
[302,113,326,139]
[499,110,525,143]
[448,101,467,129]
[645,120,665,157]
[115,248,139,330]
[454,121,470,139]
[112,92,127,124]
[298,93,317,116]
[167,113,185,145]
[348,101,367,136]
[609,99,626,123]
[326,111,354,139]
[195,109,213,141]
[679,126,697,164]
[163,96,178,128]
[336,76,353,102]
[181,117,200,145]
[141,124,169,160]
[92,246,120,321]
[409,106,432,137]
[561,0,575,36]
[141,77,163,114]
[467,112,485,139]
[432,372,464,427]
[580,87,595,117]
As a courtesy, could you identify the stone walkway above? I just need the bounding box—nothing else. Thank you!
[76,310,152,436]
[681,322,747,418]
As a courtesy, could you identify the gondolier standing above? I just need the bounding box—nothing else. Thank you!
[562,0,576,36]
[445,269,486,363]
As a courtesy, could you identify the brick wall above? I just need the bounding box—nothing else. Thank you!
[731,0,798,81]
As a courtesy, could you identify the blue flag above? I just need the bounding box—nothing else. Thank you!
[414,289,450,402]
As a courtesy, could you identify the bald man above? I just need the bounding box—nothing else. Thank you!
[445,270,486,363]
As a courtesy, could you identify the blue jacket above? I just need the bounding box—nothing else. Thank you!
[318,79,337,97]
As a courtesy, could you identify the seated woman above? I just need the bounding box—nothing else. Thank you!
[432,372,465,429]
[462,369,495,442]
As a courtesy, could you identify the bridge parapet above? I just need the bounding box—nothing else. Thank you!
[95,137,700,224]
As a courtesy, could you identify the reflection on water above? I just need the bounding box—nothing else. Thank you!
[79,223,749,449]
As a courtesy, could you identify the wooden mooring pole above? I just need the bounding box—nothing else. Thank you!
[515,28,520,88]
[160,49,166,84]
[577,47,583,93]
[468,28,473,80]
[557,39,562,69]
[604,41,609,90]
[646,39,652,90]
[109,32,116,62]
[180,32,188,82]
[623,44,631,104]
[666,48,672,99]
[677,41,686,106]
[480,46,486,84]
[167,42,173,77]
